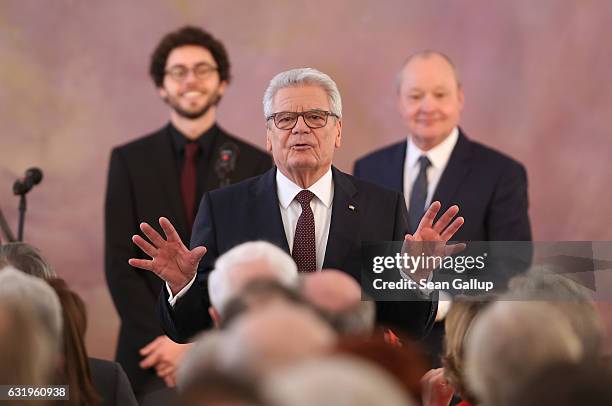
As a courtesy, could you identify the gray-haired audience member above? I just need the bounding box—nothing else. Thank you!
[300,269,375,336]
[264,355,416,406]
[0,298,57,390]
[465,301,583,406]
[176,330,226,390]
[0,266,63,351]
[207,241,298,325]
[0,242,56,279]
[508,268,603,356]
[220,303,336,378]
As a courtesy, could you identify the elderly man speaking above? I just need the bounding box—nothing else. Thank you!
[129,68,464,342]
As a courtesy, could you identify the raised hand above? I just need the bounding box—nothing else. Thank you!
[403,201,466,280]
[129,217,206,294]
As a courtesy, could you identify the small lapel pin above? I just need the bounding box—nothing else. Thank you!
[348,204,355,211]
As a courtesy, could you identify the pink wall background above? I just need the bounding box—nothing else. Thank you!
[1,1,611,358]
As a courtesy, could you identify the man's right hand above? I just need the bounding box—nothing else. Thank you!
[128,217,207,295]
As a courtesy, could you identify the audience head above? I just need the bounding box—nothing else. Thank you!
[0,266,62,351]
[508,268,603,356]
[300,269,375,336]
[208,241,298,324]
[47,278,101,406]
[264,355,416,406]
[507,360,612,406]
[176,330,227,390]
[442,295,495,404]
[220,279,305,328]
[0,242,56,279]
[178,370,266,406]
[0,299,57,388]
[465,301,583,406]
[221,302,336,378]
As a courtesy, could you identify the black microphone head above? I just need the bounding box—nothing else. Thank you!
[13,180,27,195]
[25,167,43,185]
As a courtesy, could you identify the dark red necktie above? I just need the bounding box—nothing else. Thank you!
[181,142,199,230]
[292,190,317,273]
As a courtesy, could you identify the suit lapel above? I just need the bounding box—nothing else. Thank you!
[431,129,472,209]
[249,167,290,253]
[389,141,407,192]
[150,127,189,238]
[323,167,360,270]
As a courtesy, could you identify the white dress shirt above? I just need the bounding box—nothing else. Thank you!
[168,167,334,306]
[403,127,459,212]
[276,167,334,272]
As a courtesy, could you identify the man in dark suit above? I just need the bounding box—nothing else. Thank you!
[105,26,272,398]
[129,67,465,344]
[353,51,532,362]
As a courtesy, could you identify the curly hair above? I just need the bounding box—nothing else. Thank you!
[149,26,231,87]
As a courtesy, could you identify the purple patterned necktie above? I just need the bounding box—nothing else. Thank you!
[292,190,316,273]
[181,142,200,230]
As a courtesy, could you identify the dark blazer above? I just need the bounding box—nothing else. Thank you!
[88,357,138,406]
[353,129,532,243]
[158,166,437,343]
[104,124,272,395]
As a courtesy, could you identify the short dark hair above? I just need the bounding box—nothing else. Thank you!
[149,26,231,88]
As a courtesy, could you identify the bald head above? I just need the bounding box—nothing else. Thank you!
[396,50,460,92]
[301,269,362,313]
[222,303,336,377]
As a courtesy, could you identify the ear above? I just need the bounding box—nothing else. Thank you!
[457,85,465,113]
[334,119,342,148]
[265,128,273,153]
[209,306,221,328]
[158,86,168,100]
[217,80,228,97]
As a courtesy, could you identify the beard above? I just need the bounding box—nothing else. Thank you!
[164,88,223,120]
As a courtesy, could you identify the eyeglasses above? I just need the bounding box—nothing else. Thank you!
[165,63,218,82]
[266,110,339,130]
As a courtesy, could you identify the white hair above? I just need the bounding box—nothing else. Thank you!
[465,301,583,406]
[262,67,343,119]
[176,330,226,391]
[263,355,416,406]
[0,266,62,350]
[208,241,298,315]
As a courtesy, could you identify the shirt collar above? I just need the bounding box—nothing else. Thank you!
[168,122,219,155]
[276,168,334,209]
[406,127,459,169]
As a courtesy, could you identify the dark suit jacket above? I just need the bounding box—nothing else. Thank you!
[88,357,138,406]
[353,128,531,243]
[158,166,437,343]
[104,123,272,395]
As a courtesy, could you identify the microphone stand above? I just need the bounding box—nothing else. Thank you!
[0,206,15,242]
[17,194,26,242]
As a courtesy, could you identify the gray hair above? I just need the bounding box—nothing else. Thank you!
[209,241,298,315]
[324,300,376,336]
[0,242,56,280]
[263,355,417,406]
[507,267,603,357]
[176,330,226,391]
[263,67,343,119]
[0,267,63,351]
[395,50,461,93]
[465,301,583,406]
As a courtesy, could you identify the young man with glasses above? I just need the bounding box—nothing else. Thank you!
[104,26,271,399]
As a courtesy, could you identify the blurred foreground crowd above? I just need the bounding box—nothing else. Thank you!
[1,240,611,406]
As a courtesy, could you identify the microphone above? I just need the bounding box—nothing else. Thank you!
[13,167,43,196]
[215,143,239,187]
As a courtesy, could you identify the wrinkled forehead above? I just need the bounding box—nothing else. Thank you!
[272,85,330,112]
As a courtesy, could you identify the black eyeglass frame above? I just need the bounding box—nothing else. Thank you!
[266,109,340,130]
[164,63,219,82]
